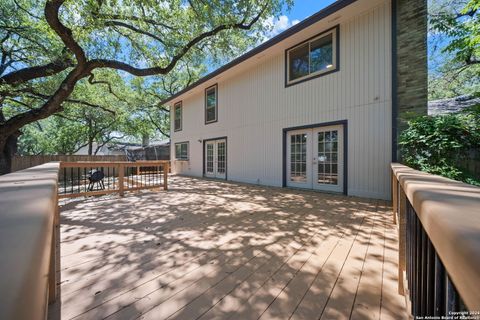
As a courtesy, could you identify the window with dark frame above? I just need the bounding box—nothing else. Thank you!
[174,102,182,131]
[287,27,337,85]
[175,142,189,160]
[205,84,217,124]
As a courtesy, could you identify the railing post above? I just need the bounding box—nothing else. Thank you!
[118,163,125,196]
[48,182,60,303]
[163,162,168,190]
[392,171,398,224]
[398,186,407,295]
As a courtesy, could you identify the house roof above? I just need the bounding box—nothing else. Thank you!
[161,0,357,105]
[428,95,480,116]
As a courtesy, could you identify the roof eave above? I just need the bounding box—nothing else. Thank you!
[160,0,357,106]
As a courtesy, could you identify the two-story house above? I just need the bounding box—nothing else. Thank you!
[163,0,427,200]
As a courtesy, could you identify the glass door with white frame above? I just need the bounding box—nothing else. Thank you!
[204,139,227,179]
[286,125,344,193]
[286,130,312,189]
[312,126,343,193]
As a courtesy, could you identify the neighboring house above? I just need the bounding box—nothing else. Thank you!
[428,95,480,116]
[125,140,171,161]
[74,143,112,156]
[163,0,427,200]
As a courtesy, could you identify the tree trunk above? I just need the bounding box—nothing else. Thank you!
[88,138,93,156]
[0,132,20,175]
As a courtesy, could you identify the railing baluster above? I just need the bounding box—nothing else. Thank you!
[415,207,422,316]
[426,236,435,315]
[434,251,445,316]
[407,202,413,301]
[446,275,459,314]
[70,168,74,195]
[163,163,168,190]
[63,167,66,194]
[420,224,427,316]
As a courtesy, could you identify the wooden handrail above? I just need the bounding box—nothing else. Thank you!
[0,162,60,320]
[391,163,480,313]
[0,160,169,319]
[59,160,170,168]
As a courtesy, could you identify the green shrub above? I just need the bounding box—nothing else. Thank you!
[399,106,480,186]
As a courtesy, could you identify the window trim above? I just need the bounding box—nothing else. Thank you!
[174,141,189,160]
[204,84,218,124]
[173,101,182,132]
[285,25,340,87]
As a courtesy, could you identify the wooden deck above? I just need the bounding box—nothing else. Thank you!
[48,176,407,320]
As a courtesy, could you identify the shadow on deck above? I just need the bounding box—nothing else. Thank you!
[48,176,407,320]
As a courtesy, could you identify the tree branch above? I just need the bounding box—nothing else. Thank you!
[44,0,87,65]
[104,20,166,45]
[13,0,42,20]
[0,57,73,85]
[87,73,123,101]
[95,13,175,30]
[145,110,169,137]
[9,87,116,115]
[87,6,267,77]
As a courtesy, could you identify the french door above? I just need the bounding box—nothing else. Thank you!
[204,139,227,179]
[286,125,344,193]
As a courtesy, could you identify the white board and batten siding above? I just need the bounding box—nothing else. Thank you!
[171,1,393,200]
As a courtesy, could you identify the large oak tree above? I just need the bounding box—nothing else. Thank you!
[0,0,290,174]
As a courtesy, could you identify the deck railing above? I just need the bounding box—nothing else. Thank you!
[0,163,59,320]
[0,160,169,320]
[391,163,480,317]
[58,160,169,198]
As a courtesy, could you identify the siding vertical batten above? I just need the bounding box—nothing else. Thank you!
[170,1,395,200]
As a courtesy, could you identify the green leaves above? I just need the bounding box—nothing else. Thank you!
[2,0,291,161]
[399,108,480,185]
[428,0,480,100]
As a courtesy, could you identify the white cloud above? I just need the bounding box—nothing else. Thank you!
[263,15,299,39]
[274,15,290,33]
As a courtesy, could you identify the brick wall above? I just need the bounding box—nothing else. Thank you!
[394,0,428,160]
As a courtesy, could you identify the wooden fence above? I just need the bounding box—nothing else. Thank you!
[11,155,127,172]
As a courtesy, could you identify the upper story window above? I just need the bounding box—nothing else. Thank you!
[174,101,182,131]
[205,84,218,124]
[175,142,189,160]
[286,26,338,86]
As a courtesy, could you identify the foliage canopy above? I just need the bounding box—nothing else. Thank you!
[0,0,291,171]
[399,107,480,185]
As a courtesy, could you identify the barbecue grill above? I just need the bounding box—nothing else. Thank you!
[87,169,105,191]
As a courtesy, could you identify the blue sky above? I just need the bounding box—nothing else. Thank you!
[287,1,337,22]
[264,1,337,36]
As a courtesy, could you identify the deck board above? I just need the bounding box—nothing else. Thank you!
[48,176,407,320]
